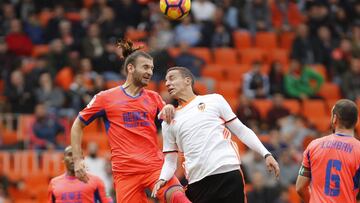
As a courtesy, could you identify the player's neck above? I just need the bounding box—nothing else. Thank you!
[122,81,143,97]
[66,170,75,177]
[177,92,196,106]
[334,127,354,137]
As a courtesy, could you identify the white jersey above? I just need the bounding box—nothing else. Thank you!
[162,94,241,184]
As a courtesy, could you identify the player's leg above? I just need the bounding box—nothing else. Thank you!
[214,169,246,203]
[113,173,148,203]
[147,169,190,203]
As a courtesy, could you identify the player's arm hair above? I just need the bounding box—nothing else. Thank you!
[296,171,311,203]
[159,152,178,181]
[226,118,270,157]
[71,117,86,160]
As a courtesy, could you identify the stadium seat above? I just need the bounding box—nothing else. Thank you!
[65,12,81,21]
[288,185,301,203]
[214,48,238,65]
[227,97,238,111]
[125,28,148,41]
[309,116,331,133]
[238,48,266,65]
[55,67,74,91]
[302,99,327,121]
[267,49,289,66]
[31,45,49,57]
[233,31,252,49]
[0,80,3,94]
[38,9,53,27]
[0,151,10,175]
[225,64,249,82]
[201,66,226,81]
[41,151,65,176]
[280,32,296,50]
[255,32,278,50]
[167,47,180,58]
[215,81,241,101]
[318,83,342,101]
[252,99,272,119]
[193,81,208,95]
[309,64,328,81]
[13,151,40,178]
[1,130,18,145]
[83,0,95,8]
[283,99,301,115]
[189,47,213,64]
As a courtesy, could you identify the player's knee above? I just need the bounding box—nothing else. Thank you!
[164,186,190,203]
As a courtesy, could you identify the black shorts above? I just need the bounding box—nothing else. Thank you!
[185,169,246,203]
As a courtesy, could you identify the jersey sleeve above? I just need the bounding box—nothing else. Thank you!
[48,180,55,203]
[78,93,106,125]
[161,122,178,153]
[215,94,237,122]
[93,176,112,203]
[302,142,313,168]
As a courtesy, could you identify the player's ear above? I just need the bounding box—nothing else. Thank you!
[185,77,191,86]
[127,64,135,73]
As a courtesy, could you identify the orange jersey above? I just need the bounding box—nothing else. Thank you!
[302,134,360,203]
[48,173,111,203]
[79,87,165,175]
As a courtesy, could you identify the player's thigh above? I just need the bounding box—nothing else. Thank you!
[113,173,148,203]
[214,170,246,203]
[146,169,183,202]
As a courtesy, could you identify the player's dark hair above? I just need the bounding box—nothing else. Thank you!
[332,99,358,129]
[116,39,152,74]
[167,66,195,87]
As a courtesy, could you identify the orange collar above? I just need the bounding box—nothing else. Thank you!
[177,96,197,110]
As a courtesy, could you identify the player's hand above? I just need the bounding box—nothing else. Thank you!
[160,104,175,124]
[265,155,280,179]
[151,179,167,198]
[74,159,89,183]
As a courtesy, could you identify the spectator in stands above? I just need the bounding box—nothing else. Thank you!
[84,142,113,196]
[267,94,290,128]
[351,23,360,57]
[263,127,288,160]
[236,94,261,128]
[5,18,33,56]
[191,0,216,23]
[4,70,35,113]
[306,3,333,37]
[27,56,52,89]
[244,0,271,34]
[270,0,304,32]
[0,37,18,82]
[331,37,353,83]
[211,23,232,48]
[0,3,16,36]
[341,55,360,101]
[174,42,204,78]
[313,25,337,69]
[81,23,105,61]
[268,61,285,95]
[151,18,175,50]
[245,170,280,203]
[220,0,238,31]
[58,19,79,51]
[44,4,66,42]
[68,73,92,114]
[278,149,299,187]
[174,15,202,47]
[46,39,70,73]
[31,103,65,150]
[23,12,44,45]
[291,24,317,65]
[34,72,65,112]
[284,59,324,100]
[333,7,351,37]
[98,7,123,40]
[243,61,270,99]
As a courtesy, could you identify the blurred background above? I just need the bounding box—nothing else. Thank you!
[0,0,360,202]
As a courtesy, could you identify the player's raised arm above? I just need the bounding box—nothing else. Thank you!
[216,94,280,178]
[71,117,89,183]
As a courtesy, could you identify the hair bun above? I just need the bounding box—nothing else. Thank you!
[116,39,142,58]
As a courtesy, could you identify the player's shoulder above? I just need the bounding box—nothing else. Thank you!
[143,89,161,97]
[200,93,223,100]
[49,173,66,184]
[87,173,104,183]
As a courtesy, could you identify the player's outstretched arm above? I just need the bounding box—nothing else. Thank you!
[151,152,178,198]
[226,118,280,178]
[296,165,311,203]
[71,117,89,183]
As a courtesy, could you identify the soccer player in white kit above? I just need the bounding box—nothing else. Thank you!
[152,67,280,203]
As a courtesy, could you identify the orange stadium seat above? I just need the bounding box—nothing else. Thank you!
[31,45,49,57]
[189,47,213,64]
[252,99,272,119]
[193,81,208,95]
[267,49,289,66]
[213,48,238,65]
[12,151,40,178]
[239,48,266,65]
[255,32,278,50]
[1,130,18,145]
[318,83,342,101]
[167,47,180,58]
[302,99,327,122]
[225,64,249,82]
[283,99,301,115]
[125,29,148,41]
[0,151,10,175]
[41,151,65,176]
[288,185,301,203]
[309,116,331,133]
[215,81,241,100]
[83,0,95,8]
[309,64,328,81]
[201,66,226,81]
[280,32,296,50]
[38,9,53,27]
[233,31,252,49]
[55,66,74,91]
[65,12,81,21]
[227,97,238,111]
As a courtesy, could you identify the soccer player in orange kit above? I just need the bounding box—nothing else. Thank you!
[296,99,360,203]
[48,146,111,203]
[70,39,190,203]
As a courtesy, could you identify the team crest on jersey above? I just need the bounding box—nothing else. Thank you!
[197,102,205,111]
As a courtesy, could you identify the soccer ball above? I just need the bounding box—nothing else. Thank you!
[160,0,191,20]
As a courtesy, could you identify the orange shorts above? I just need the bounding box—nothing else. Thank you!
[113,169,182,203]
